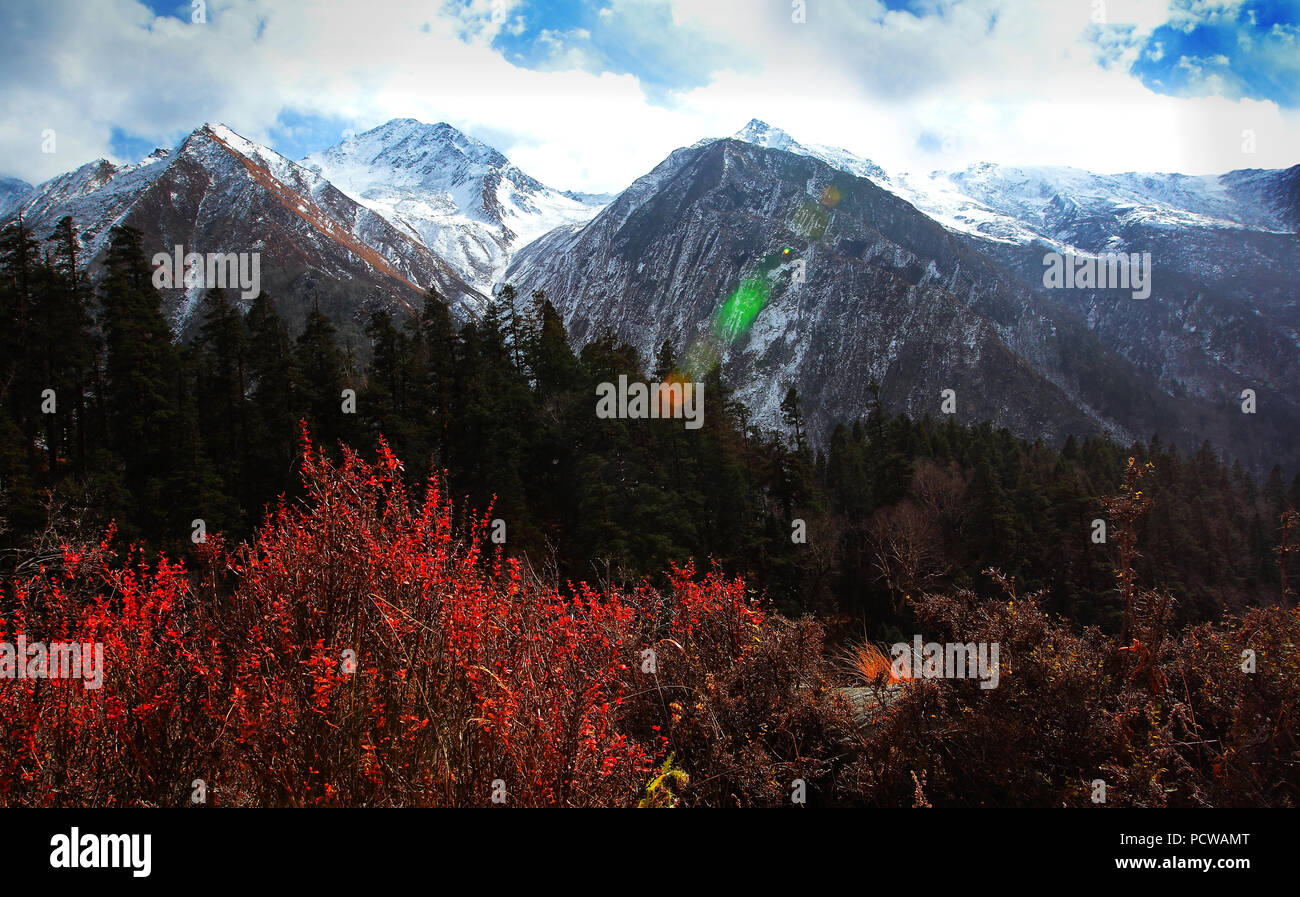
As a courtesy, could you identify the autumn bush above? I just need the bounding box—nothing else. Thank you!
[839,462,1300,807]
[0,442,1296,807]
[620,595,859,806]
[0,429,846,806]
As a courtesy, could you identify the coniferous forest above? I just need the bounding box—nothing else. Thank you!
[1,218,1298,808]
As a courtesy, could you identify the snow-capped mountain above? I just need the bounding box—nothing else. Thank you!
[893,162,1299,249]
[6,123,484,344]
[302,119,609,291]
[508,130,1300,474]
[0,175,32,218]
[8,147,176,267]
[733,119,890,185]
[509,137,1147,446]
[729,119,1299,248]
[727,120,1067,244]
[5,115,1295,472]
[715,121,1300,472]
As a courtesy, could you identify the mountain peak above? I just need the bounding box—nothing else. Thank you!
[733,119,795,148]
[186,122,297,178]
[727,119,889,186]
[192,122,270,160]
[367,117,456,137]
[302,118,607,292]
[334,118,509,173]
[199,121,240,141]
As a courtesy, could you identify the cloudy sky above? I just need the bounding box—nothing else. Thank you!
[2,0,1298,191]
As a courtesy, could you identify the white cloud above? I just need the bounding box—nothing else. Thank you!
[660,0,1300,176]
[0,0,1296,192]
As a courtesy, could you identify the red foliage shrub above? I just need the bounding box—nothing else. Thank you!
[0,430,782,806]
[210,435,659,805]
[0,530,222,805]
[3,445,1295,807]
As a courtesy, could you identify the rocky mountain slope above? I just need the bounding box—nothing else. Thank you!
[0,175,32,217]
[302,119,607,292]
[506,133,1299,473]
[5,117,1295,472]
[6,123,484,345]
[721,123,1300,471]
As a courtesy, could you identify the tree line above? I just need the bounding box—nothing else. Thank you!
[1,219,1295,636]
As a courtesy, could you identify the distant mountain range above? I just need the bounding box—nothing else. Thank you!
[4,118,1297,472]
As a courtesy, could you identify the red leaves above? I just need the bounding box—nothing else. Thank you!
[0,429,765,807]
[0,537,205,805]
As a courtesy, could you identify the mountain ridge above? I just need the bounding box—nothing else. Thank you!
[6,116,1296,473]
[5,121,486,346]
[506,133,1299,474]
[301,118,608,291]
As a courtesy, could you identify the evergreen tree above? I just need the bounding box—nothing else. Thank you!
[780,384,808,454]
[99,225,184,540]
[245,291,299,510]
[42,217,97,478]
[294,302,351,451]
[0,219,43,537]
[194,288,249,512]
[530,298,583,401]
[419,287,457,466]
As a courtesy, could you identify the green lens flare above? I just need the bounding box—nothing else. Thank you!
[714,278,769,342]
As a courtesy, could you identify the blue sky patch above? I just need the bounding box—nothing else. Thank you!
[482,0,748,97]
[1128,0,1300,107]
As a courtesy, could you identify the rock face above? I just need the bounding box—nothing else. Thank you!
[7,123,484,346]
[709,122,1300,471]
[505,135,1295,471]
[948,165,1300,477]
[302,119,607,293]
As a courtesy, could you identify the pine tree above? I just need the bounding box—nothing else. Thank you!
[294,302,350,451]
[0,219,41,469]
[780,384,808,454]
[99,225,183,540]
[362,307,425,463]
[245,291,299,509]
[41,217,97,477]
[194,288,249,508]
[652,339,677,381]
[0,219,43,538]
[965,440,1018,575]
[417,287,456,462]
[531,297,583,401]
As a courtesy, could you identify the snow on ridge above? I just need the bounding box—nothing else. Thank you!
[302,118,609,292]
[728,119,1299,249]
[8,148,177,265]
[199,122,318,192]
[730,119,888,185]
[5,118,608,302]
